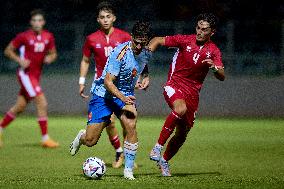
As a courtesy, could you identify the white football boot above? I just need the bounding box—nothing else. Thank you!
[70,129,85,156]
[124,168,135,180]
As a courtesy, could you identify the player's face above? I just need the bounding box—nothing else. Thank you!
[30,14,45,32]
[97,10,116,30]
[195,20,214,43]
[131,36,149,55]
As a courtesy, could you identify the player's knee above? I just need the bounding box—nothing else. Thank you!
[85,138,97,147]
[174,103,187,116]
[11,104,26,114]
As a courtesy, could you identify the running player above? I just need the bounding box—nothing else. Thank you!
[70,21,152,180]
[78,1,149,168]
[0,9,59,148]
[148,13,225,176]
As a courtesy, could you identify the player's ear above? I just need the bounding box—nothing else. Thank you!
[113,15,116,22]
[97,17,100,23]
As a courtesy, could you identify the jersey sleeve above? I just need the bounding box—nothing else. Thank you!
[137,49,152,74]
[124,32,131,41]
[11,33,25,49]
[212,47,224,68]
[82,37,92,58]
[164,35,185,48]
[105,50,122,77]
[47,33,56,51]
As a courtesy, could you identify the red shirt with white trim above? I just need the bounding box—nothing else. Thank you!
[82,27,131,79]
[164,34,223,95]
[11,29,56,80]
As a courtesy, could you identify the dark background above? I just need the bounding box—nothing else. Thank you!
[0,0,283,75]
[0,0,283,117]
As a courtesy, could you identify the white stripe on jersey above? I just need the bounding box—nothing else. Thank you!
[169,49,179,81]
[19,46,25,59]
[18,69,36,97]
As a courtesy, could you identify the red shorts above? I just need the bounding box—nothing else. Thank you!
[163,84,199,127]
[17,69,43,100]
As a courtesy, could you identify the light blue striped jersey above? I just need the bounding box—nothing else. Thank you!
[90,41,151,98]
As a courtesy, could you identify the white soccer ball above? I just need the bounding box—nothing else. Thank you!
[82,157,106,179]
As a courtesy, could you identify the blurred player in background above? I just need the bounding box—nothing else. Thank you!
[148,13,225,176]
[78,1,149,168]
[0,9,59,148]
[70,21,152,180]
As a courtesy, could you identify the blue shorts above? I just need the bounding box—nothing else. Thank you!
[87,94,125,125]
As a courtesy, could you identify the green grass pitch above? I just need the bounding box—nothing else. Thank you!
[0,116,284,189]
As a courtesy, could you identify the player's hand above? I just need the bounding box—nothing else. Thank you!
[43,55,53,65]
[79,84,89,99]
[137,76,150,90]
[18,59,30,69]
[122,96,136,105]
[202,59,214,67]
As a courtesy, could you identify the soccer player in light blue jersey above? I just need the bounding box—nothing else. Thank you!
[70,21,152,180]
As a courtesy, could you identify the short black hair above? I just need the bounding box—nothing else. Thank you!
[196,13,218,29]
[30,9,45,19]
[97,1,115,16]
[132,21,152,39]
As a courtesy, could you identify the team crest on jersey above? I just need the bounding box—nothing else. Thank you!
[131,68,137,77]
[186,46,191,52]
[206,52,211,58]
[96,44,102,48]
[29,40,34,45]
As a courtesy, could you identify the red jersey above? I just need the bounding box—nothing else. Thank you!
[11,29,56,80]
[82,27,131,78]
[165,34,223,96]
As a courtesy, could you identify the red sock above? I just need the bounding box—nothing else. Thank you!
[0,111,16,128]
[163,135,186,161]
[109,135,121,150]
[38,117,48,136]
[157,111,182,146]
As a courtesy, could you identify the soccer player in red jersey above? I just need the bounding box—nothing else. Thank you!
[77,1,149,168]
[0,9,59,148]
[148,13,225,176]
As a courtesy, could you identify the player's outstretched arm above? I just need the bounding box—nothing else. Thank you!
[4,43,30,68]
[79,55,90,99]
[147,37,165,52]
[104,73,136,105]
[213,68,225,81]
[202,59,225,81]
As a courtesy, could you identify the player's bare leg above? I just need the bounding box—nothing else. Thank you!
[34,94,58,148]
[70,122,107,156]
[150,99,186,161]
[106,114,124,168]
[0,95,28,148]
[120,105,138,180]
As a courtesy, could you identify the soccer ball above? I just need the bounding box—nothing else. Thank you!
[82,157,106,179]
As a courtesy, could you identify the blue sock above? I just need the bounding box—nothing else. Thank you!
[124,141,138,170]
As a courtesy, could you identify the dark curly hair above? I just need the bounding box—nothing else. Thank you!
[132,21,152,39]
[197,13,218,29]
[97,1,116,16]
[30,9,45,19]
